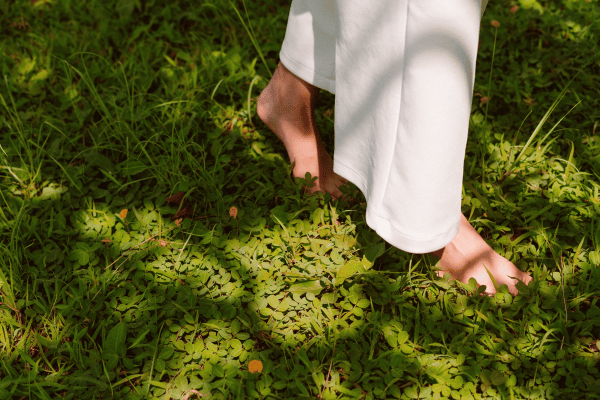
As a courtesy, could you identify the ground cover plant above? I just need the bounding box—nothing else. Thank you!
[1,0,600,398]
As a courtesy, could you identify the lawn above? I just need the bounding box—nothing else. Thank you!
[1,0,600,398]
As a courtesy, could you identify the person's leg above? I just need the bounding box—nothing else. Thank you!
[260,0,530,295]
[332,0,531,295]
[333,0,483,253]
[257,0,349,200]
[257,62,349,199]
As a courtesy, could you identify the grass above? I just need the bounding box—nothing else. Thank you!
[1,0,600,398]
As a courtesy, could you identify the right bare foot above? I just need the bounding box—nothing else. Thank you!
[257,62,352,201]
[430,213,533,296]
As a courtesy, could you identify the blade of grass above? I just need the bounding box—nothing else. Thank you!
[482,24,499,166]
[564,139,576,183]
[25,141,83,194]
[499,52,598,183]
[572,235,586,270]
[463,181,501,221]
[227,0,272,78]
[144,322,166,396]
[247,75,260,128]
[0,144,25,186]
[483,264,501,294]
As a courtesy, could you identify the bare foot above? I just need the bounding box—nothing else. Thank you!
[431,213,533,296]
[257,62,352,201]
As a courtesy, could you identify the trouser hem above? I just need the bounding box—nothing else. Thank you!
[334,158,461,254]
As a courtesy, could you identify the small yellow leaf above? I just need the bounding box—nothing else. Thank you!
[248,359,263,373]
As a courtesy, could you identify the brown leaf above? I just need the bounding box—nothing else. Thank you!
[248,360,263,373]
[171,204,194,221]
[167,191,186,206]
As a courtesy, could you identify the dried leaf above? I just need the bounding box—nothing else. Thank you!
[167,191,185,206]
[171,204,193,221]
[248,359,263,373]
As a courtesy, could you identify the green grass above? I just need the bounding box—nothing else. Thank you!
[1,0,600,398]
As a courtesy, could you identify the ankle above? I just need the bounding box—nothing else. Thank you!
[431,248,445,258]
[278,61,319,99]
[261,63,318,109]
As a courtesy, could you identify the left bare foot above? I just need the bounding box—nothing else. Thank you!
[257,61,351,200]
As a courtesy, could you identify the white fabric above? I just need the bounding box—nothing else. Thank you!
[280,0,488,254]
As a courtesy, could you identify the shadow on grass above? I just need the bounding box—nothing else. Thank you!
[3,180,596,399]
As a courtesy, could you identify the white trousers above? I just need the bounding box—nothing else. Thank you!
[280,0,489,254]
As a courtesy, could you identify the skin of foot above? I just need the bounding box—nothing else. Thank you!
[257,61,352,201]
[430,213,533,296]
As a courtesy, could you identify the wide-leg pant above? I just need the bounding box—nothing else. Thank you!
[280,0,489,254]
